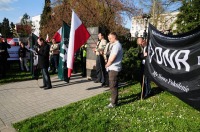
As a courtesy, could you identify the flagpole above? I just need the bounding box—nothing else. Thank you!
[141,75,145,100]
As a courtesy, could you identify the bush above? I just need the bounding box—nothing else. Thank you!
[119,36,141,83]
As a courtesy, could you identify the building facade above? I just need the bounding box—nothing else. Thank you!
[130,12,179,37]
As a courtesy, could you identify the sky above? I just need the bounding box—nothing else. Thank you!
[0,0,181,30]
[0,0,133,29]
[0,0,44,24]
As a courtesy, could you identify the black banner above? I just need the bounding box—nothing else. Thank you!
[146,24,200,111]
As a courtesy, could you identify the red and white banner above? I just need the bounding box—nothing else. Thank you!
[67,10,90,77]
[53,27,62,43]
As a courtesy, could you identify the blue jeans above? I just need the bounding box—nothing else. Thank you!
[143,76,151,97]
[52,54,59,72]
[41,68,52,87]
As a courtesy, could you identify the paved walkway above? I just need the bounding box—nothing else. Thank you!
[0,74,109,132]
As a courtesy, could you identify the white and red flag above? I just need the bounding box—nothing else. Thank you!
[67,10,90,77]
[52,27,62,43]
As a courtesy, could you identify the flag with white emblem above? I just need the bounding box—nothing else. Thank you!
[58,21,70,80]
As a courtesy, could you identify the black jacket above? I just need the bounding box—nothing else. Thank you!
[18,47,29,58]
[37,44,50,69]
[0,42,11,59]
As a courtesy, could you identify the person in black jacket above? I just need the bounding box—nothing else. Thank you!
[18,41,29,71]
[0,36,11,78]
[36,38,52,89]
[137,37,151,99]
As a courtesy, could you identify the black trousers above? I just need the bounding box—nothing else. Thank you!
[109,70,119,105]
[52,54,59,73]
[81,57,86,77]
[64,66,69,83]
[41,68,52,87]
[0,59,7,78]
[33,65,39,80]
[96,55,106,83]
[140,64,151,98]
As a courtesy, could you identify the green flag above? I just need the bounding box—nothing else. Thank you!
[58,21,70,80]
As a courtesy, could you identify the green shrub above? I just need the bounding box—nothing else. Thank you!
[119,36,141,83]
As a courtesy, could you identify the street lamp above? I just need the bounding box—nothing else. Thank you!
[142,14,151,39]
[142,14,151,31]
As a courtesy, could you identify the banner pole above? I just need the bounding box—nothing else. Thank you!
[141,75,145,100]
[30,33,33,77]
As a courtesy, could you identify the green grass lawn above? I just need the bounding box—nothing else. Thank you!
[0,61,32,85]
[0,61,58,85]
[13,83,200,132]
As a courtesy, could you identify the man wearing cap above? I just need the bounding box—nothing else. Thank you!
[0,36,11,78]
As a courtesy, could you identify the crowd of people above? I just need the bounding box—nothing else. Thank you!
[0,31,151,108]
[93,32,123,108]
[92,32,152,108]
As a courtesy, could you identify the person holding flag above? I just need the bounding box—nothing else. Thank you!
[137,37,151,99]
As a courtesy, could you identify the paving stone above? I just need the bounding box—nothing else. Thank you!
[0,74,109,131]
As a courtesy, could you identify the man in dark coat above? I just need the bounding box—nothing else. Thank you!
[36,38,52,89]
[0,36,11,78]
[137,37,151,99]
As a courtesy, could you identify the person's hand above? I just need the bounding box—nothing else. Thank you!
[144,52,147,57]
[105,63,109,68]
[99,51,103,54]
[36,48,39,53]
[92,48,96,53]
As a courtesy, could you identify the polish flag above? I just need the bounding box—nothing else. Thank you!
[67,11,90,77]
[7,38,15,46]
[52,27,62,43]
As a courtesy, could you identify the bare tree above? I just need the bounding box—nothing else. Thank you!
[138,0,181,27]
[40,0,139,38]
